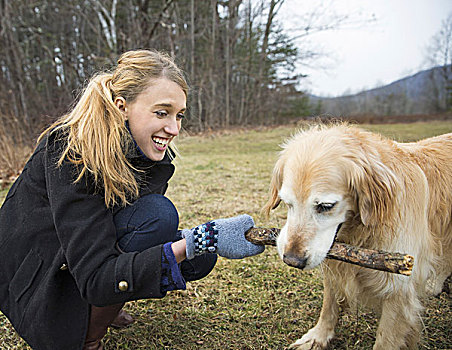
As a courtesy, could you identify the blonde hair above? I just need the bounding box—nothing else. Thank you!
[40,49,188,207]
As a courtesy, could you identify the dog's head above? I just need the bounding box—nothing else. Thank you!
[263,125,400,270]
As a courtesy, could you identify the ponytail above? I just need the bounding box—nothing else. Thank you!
[40,73,138,207]
[39,49,188,208]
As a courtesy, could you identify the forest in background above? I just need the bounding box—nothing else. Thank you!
[0,0,316,137]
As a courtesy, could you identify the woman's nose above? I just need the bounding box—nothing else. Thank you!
[164,116,180,136]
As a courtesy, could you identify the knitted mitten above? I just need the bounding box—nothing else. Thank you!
[181,214,265,260]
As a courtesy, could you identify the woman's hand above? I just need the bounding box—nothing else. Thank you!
[181,214,265,260]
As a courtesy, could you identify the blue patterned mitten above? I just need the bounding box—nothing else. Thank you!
[181,214,265,260]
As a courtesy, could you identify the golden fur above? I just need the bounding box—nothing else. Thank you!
[264,124,452,349]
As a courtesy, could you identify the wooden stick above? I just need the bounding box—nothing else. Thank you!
[245,227,414,276]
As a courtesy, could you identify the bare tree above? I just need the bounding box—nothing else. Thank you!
[90,0,118,52]
[425,12,452,111]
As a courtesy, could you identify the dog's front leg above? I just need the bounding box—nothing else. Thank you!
[373,291,422,350]
[289,276,339,349]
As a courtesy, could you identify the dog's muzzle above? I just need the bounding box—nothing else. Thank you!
[283,253,308,269]
[283,223,343,270]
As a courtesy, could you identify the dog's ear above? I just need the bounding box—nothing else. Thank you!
[262,157,284,217]
[348,156,400,227]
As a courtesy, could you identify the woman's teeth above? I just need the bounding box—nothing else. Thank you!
[152,136,169,147]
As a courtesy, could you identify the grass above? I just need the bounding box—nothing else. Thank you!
[1,120,452,349]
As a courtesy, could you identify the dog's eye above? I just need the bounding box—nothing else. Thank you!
[315,202,336,213]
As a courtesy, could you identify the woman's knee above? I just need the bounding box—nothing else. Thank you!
[114,194,180,251]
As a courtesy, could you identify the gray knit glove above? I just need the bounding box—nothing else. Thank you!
[181,214,265,260]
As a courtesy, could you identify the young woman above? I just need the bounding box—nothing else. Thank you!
[0,49,264,350]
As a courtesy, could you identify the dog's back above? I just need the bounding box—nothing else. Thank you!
[398,133,452,293]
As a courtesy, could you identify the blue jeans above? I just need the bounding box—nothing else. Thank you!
[113,194,217,281]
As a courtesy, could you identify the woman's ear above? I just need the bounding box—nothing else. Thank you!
[114,97,127,119]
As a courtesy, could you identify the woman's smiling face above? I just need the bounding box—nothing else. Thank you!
[116,77,186,161]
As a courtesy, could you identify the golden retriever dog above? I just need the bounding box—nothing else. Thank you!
[263,124,452,349]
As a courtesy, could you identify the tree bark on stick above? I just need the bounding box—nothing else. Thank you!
[245,228,414,276]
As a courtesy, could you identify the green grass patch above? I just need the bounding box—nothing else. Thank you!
[1,121,451,349]
[0,188,8,203]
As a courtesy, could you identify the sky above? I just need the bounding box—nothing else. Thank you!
[279,0,452,97]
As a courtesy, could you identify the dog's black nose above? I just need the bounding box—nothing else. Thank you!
[283,253,308,269]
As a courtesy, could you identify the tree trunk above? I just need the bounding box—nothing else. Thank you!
[208,0,217,128]
[224,1,232,127]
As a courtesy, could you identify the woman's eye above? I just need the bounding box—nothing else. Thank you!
[155,110,168,117]
[176,113,185,120]
[315,202,336,213]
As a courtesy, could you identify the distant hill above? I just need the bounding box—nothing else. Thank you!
[309,65,451,118]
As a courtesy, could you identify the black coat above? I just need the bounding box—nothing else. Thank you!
[0,131,175,349]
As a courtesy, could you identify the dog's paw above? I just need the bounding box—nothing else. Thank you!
[289,339,326,350]
[288,327,333,350]
[289,339,322,349]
